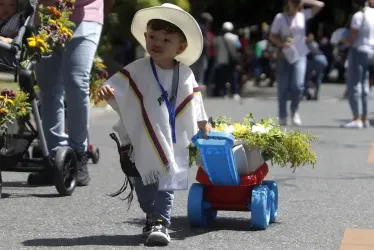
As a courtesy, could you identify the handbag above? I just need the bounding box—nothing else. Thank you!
[222,35,239,66]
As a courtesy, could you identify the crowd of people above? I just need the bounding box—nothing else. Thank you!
[189,0,374,128]
[1,0,374,246]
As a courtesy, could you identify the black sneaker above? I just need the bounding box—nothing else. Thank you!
[76,152,91,186]
[146,221,170,245]
[142,220,152,238]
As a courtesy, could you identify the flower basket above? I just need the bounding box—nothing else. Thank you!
[0,89,30,169]
[22,0,76,67]
[0,88,30,136]
[189,114,317,173]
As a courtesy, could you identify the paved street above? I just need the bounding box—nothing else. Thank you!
[1,84,374,250]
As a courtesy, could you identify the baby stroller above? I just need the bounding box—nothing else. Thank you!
[0,0,78,198]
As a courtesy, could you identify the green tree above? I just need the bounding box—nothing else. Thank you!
[98,0,190,55]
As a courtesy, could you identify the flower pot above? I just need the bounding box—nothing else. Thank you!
[240,145,265,176]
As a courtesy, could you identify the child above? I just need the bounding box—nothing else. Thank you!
[0,0,23,44]
[98,3,210,246]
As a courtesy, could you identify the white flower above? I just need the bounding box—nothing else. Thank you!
[224,125,235,133]
[251,124,271,134]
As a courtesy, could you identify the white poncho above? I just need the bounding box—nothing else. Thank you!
[105,57,207,190]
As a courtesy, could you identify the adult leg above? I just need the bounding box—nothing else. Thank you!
[360,53,371,127]
[313,55,329,100]
[63,21,102,185]
[290,57,307,126]
[344,48,364,128]
[275,56,291,125]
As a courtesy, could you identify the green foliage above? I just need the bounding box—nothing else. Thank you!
[189,114,318,171]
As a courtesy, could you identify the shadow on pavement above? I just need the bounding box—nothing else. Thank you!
[126,216,279,241]
[22,235,145,247]
[296,125,342,129]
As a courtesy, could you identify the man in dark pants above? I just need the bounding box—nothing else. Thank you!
[213,21,241,101]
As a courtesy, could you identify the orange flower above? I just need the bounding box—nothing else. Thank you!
[47,6,62,19]
[0,108,9,114]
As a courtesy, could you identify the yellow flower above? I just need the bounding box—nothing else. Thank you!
[96,63,106,69]
[49,19,56,24]
[66,32,73,39]
[39,47,45,53]
[36,39,46,48]
[57,22,63,28]
[60,27,68,34]
[27,37,36,47]
[0,95,5,101]
[0,108,9,114]
[5,99,14,107]
[233,123,248,135]
[215,124,228,132]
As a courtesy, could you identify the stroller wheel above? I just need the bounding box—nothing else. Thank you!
[53,146,78,196]
[91,148,100,164]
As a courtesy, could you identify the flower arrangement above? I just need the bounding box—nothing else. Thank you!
[89,56,109,105]
[0,89,30,135]
[189,114,317,171]
[23,0,76,66]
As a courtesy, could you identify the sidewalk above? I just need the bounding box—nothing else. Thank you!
[0,72,13,81]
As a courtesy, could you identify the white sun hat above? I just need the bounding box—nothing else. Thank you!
[131,3,203,66]
[222,22,234,32]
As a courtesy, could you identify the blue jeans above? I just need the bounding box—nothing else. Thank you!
[35,21,102,154]
[304,55,328,96]
[276,56,307,119]
[346,48,372,118]
[133,177,174,227]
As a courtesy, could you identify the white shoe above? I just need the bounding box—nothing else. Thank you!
[233,94,242,103]
[342,120,363,129]
[292,113,302,126]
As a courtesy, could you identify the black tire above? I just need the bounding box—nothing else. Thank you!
[92,148,100,164]
[53,146,77,196]
[0,172,2,199]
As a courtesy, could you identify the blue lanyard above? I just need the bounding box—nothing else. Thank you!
[150,58,179,143]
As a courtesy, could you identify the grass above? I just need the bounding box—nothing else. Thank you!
[0,80,18,90]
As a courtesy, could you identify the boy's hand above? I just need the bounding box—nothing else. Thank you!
[198,121,212,139]
[98,85,115,101]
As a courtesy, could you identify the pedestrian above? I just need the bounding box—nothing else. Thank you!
[98,3,210,245]
[28,0,114,186]
[343,0,374,128]
[269,0,324,126]
[304,32,328,100]
[214,21,242,101]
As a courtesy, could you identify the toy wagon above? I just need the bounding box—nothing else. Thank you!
[187,131,278,230]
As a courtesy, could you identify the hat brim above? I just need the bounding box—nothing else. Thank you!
[131,6,203,66]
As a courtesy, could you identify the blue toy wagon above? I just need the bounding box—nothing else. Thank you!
[187,131,278,230]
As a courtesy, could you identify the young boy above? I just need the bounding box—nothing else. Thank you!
[98,3,210,246]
